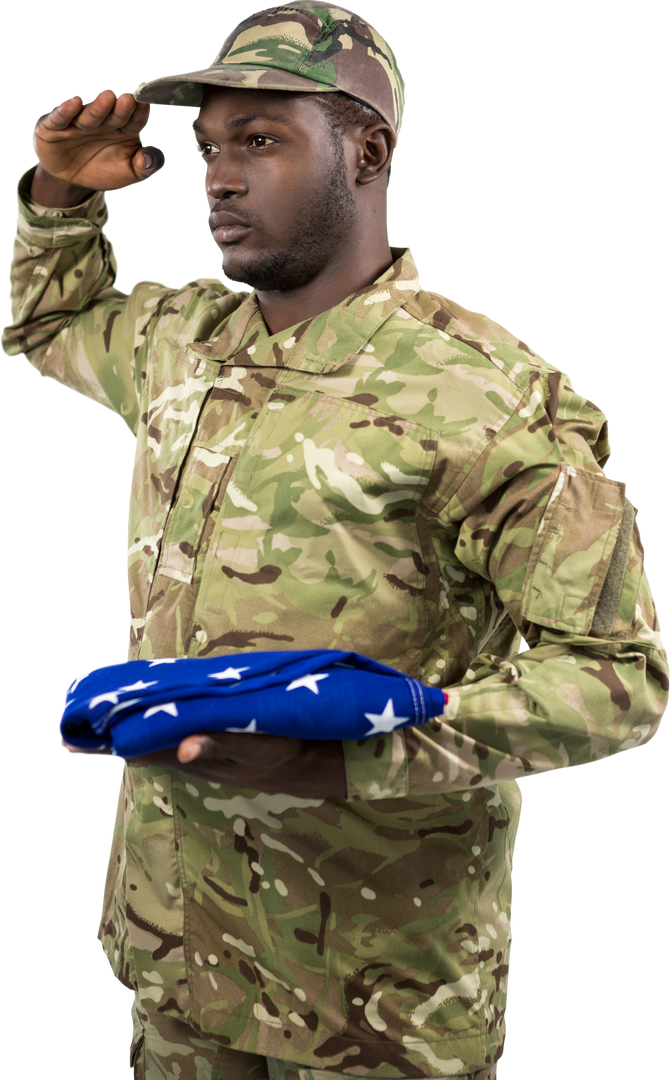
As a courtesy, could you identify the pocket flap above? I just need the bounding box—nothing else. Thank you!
[521,463,626,634]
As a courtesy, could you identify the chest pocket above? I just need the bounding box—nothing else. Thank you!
[154,358,260,586]
[157,443,238,585]
[234,389,437,529]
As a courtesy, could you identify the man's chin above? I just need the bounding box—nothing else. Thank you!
[220,252,263,288]
[216,241,326,295]
[219,261,313,295]
[218,250,278,289]
[221,265,258,291]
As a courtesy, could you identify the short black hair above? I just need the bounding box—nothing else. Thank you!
[312,91,391,183]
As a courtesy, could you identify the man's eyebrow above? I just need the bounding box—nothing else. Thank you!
[192,112,291,135]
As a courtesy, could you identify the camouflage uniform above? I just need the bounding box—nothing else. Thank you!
[3,170,666,1078]
[12,6,660,1076]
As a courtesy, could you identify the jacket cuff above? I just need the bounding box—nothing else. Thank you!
[17,167,108,251]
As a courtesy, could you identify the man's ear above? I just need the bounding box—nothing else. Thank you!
[354,124,396,185]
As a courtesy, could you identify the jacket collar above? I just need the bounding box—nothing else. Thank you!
[188,248,421,373]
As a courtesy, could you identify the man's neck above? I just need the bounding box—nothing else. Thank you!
[255,237,394,336]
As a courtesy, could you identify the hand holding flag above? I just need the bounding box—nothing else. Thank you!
[61,650,447,797]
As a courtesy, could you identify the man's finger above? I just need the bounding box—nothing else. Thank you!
[61,739,113,756]
[177,734,216,763]
[132,146,165,173]
[38,96,85,132]
[123,101,151,135]
[72,89,118,131]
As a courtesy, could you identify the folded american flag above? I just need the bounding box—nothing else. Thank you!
[60,650,447,758]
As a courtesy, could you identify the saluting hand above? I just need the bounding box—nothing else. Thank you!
[32,90,164,206]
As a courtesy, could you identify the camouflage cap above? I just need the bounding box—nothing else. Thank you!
[135,2,404,132]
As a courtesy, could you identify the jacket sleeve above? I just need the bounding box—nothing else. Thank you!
[1,170,178,432]
[343,369,667,799]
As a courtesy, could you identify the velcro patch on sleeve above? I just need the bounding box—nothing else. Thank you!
[521,463,626,634]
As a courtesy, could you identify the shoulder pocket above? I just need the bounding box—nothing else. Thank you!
[521,463,630,634]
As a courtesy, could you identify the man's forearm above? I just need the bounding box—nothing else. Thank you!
[127,734,348,799]
[284,738,348,799]
[30,164,94,208]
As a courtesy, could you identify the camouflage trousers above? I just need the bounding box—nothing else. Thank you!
[131,999,497,1080]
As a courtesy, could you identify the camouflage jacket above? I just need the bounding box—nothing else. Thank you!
[4,172,667,1076]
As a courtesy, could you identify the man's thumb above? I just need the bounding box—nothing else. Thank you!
[133,146,165,178]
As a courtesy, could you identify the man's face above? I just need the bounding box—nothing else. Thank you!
[195,88,356,292]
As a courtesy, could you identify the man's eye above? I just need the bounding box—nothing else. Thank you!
[192,136,271,158]
[249,135,273,149]
[192,142,216,158]
[197,142,219,157]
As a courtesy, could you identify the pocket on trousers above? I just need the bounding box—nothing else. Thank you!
[128,1028,144,1080]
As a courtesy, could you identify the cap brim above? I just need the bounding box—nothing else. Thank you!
[135,65,341,108]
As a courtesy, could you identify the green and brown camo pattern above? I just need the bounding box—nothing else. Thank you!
[4,172,666,1075]
[135,2,405,133]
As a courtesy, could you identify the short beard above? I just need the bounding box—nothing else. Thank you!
[222,146,355,292]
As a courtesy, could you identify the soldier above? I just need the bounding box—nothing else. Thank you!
[3,3,666,1080]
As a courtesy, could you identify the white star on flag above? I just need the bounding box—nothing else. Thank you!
[208,667,250,681]
[107,698,141,718]
[144,703,179,719]
[89,682,158,708]
[364,698,409,735]
[89,691,121,708]
[286,673,329,695]
[148,658,182,666]
[225,719,258,733]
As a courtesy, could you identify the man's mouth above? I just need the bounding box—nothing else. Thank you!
[213,223,252,243]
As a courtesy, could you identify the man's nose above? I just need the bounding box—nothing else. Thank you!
[206,153,248,201]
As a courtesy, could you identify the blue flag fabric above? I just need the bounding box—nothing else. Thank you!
[61,650,447,758]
